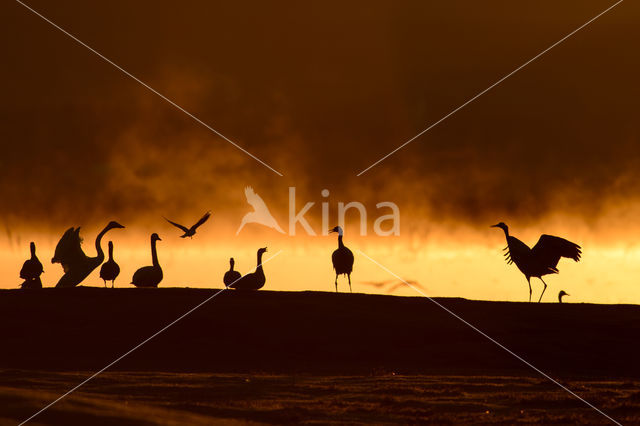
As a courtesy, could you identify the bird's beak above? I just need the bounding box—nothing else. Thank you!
[158,237,162,241]
[490,224,499,228]
[329,229,336,234]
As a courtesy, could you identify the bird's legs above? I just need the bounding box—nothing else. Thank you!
[526,277,532,302]
[111,280,115,288]
[348,274,352,293]
[103,280,107,288]
[538,278,548,303]
[335,275,338,293]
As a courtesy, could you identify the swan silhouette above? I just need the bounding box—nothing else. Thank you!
[52,221,125,288]
[131,233,163,288]
[330,226,354,293]
[20,242,43,289]
[236,187,284,235]
[100,241,120,287]
[164,211,211,238]
[223,257,241,288]
[232,248,267,290]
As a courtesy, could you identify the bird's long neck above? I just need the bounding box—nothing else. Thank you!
[338,234,345,248]
[230,259,235,271]
[95,225,111,261]
[30,244,36,258]
[151,238,159,267]
[256,252,264,272]
[501,227,509,240]
[108,244,114,261]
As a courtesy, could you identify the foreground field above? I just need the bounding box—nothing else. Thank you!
[2,370,639,424]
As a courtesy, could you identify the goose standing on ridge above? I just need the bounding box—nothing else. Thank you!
[492,222,581,302]
[233,248,267,290]
[223,258,241,288]
[52,221,125,288]
[131,233,163,288]
[100,241,120,287]
[164,211,211,238]
[330,226,354,293]
[20,242,44,289]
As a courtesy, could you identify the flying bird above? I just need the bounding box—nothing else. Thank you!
[330,226,354,293]
[20,241,44,289]
[164,211,211,238]
[100,241,120,287]
[232,248,268,290]
[52,221,125,288]
[558,290,569,303]
[131,233,163,288]
[223,257,242,288]
[492,222,581,303]
[236,187,285,235]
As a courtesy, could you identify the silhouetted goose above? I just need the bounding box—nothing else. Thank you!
[164,211,211,238]
[330,226,354,293]
[492,222,581,303]
[558,290,569,303]
[131,233,163,288]
[20,242,44,289]
[223,257,241,288]
[232,248,267,290]
[100,241,120,287]
[52,221,125,288]
[236,187,285,234]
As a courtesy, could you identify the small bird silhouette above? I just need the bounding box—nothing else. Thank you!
[236,187,285,235]
[232,248,268,290]
[164,211,211,238]
[131,233,163,288]
[361,279,425,294]
[20,241,44,289]
[492,222,581,303]
[558,290,569,303]
[100,241,120,287]
[330,226,354,293]
[223,257,241,288]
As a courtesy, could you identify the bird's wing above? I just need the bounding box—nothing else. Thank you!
[531,234,582,270]
[164,217,189,233]
[505,236,530,265]
[52,227,87,265]
[244,186,269,213]
[191,211,211,230]
[360,280,393,288]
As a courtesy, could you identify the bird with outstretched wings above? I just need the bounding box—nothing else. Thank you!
[164,211,211,238]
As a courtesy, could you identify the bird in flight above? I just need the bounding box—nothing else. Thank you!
[492,222,581,302]
[164,211,211,238]
[361,279,426,294]
[236,187,285,235]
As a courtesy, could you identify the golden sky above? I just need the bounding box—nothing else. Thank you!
[1,1,639,302]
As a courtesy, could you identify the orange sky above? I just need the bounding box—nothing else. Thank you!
[2,1,639,302]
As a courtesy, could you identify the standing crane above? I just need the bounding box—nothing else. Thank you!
[491,222,581,302]
[330,226,354,293]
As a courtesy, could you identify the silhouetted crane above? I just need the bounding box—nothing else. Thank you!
[492,222,581,302]
[20,241,43,289]
[558,290,569,303]
[223,257,241,288]
[131,233,163,288]
[164,211,211,238]
[330,226,354,293]
[100,241,120,287]
[52,221,125,288]
[232,248,267,290]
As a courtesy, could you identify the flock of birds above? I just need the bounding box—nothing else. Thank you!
[17,216,581,302]
[18,213,354,294]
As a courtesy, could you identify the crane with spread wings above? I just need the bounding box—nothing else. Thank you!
[492,222,581,302]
